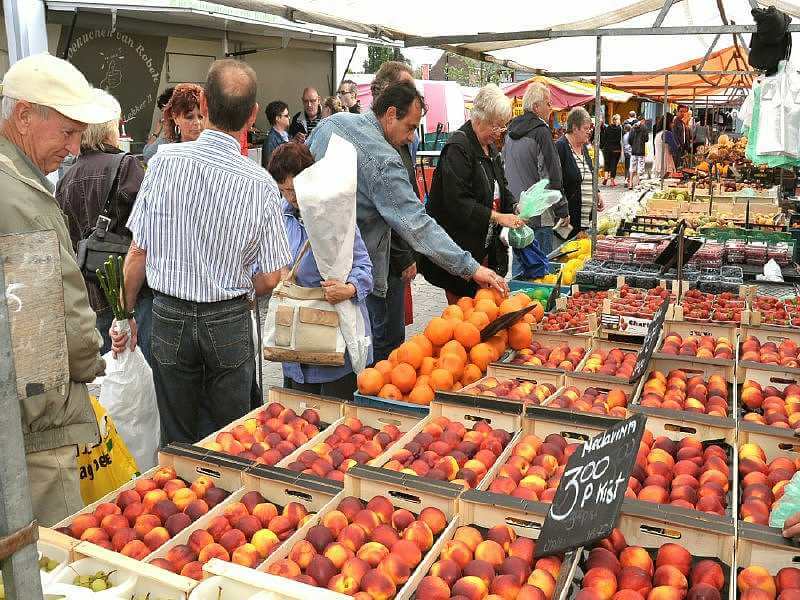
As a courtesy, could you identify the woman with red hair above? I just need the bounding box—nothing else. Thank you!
[162,83,205,143]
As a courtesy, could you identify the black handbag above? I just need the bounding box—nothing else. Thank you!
[750,6,792,75]
[76,152,131,283]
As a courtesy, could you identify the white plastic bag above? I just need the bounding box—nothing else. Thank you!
[99,322,160,471]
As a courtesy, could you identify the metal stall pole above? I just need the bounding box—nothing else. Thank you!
[591,35,602,257]
[661,74,669,188]
[0,263,43,600]
[690,89,696,167]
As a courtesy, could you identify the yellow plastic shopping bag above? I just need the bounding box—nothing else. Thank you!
[77,396,140,504]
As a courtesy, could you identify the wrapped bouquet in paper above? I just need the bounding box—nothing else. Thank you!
[263,134,371,371]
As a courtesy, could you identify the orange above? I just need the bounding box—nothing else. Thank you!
[419,356,437,375]
[388,349,399,365]
[531,301,545,323]
[512,292,532,307]
[475,299,499,321]
[357,368,384,395]
[498,297,522,316]
[440,340,468,363]
[390,363,417,394]
[410,334,434,357]
[456,297,474,313]
[416,374,431,388]
[470,343,495,372]
[468,311,491,331]
[429,368,455,391]
[408,385,434,405]
[439,353,466,381]
[475,289,501,304]
[487,335,506,360]
[396,342,424,370]
[378,384,403,400]
[374,360,394,379]
[508,322,533,351]
[425,317,454,346]
[463,363,483,385]
[454,321,481,350]
[452,381,463,391]
[442,305,464,321]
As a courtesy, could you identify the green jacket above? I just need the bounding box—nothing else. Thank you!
[0,137,102,453]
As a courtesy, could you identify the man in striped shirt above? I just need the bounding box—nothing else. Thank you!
[115,59,291,444]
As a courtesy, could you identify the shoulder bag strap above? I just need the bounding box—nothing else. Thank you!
[286,239,312,283]
[96,152,128,231]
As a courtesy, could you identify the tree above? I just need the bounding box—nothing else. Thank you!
[362,45,409,74]
[442,53,510,86]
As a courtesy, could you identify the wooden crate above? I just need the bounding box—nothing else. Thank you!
[565,504,735,600]
[369,397,524,493]
[547,370,648,419]
[629,356,737,433]
[571,337,647,385]
[501,331,594,372]
[738,366,800,455]
[736,525,800,600]
[660,316,742,358]
[739,324,800,380]
[205,465,461,600]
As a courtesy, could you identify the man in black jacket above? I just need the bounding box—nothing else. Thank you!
[671,104,690,168]
[627,118,649,188]
[288,87,322,142]
[502,82,570,264]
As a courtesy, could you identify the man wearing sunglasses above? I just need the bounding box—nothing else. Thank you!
[337,80,361,114]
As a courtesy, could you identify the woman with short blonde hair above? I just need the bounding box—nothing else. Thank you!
[419,83,521,301]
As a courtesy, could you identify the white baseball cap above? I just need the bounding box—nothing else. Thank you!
[0,53,118,124]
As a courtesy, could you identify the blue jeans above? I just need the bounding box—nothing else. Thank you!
[383,275,407,360]
[512,228,555,278]
[97,288,154,366]
[366,292,390,363]
[150,293,254,444]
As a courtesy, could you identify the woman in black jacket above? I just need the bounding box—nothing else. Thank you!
[600,113,623,187]
[556,107,604,238]
[419,84,522,302]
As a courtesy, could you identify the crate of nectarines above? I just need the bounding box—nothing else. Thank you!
[538,371,645,419]
[573,338,650,384]
[620,422,737,525]
[475,410,621,504]
[202,464,461,600]
[47,445,246,595]
[369,398,522,492]
[629,357,737,433]
[140,460,342,583]
[738,325,800,375]
[567,505,734,600]
[655,326,737,369]
[439,362,564,411]
[736,524,800,600]
[501,330,593,373]
[738,365,800,432]
[196,387,344,469]
[400,487,577,600]
[278,403,425,487]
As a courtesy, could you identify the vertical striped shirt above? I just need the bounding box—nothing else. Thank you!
[127,129,291,302]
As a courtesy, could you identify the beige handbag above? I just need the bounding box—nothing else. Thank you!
[262,241,346,366]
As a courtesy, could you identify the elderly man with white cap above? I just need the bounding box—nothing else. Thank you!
[0,53,118,524]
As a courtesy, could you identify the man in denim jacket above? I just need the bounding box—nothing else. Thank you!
[309,82,508,347]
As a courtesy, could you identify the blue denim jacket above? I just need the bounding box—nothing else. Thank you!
[308,110,479,297]
[280,201,374,384]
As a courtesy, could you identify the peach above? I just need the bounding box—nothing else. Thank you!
[647,586,684,600]
[528,568,557,600]
[583,567,618,600]
[219,528,247,554]
[379,554,411,586]
[619,566,652,597]
[142,489,169,512]
[430,558,462,587]
[452,575,490,600]
[417,575,452,600]
[391,509,416,532]
[134,514,161,539]
[687,583,721,600]
[328,573,360,595]
[339,496,366,520]
[321,510,349,537]
[501,556,533,585]
[336,523,366,553]
[403,520,434,551]
[777,568,800,592]
[93,502,122,521]
[187,529,214,555]
[233,514,262,540]
[283,501,309,527]
[637,486,669,504]
[391,538,422,568]
[441,539,474,568]
[372,524,400,549]
[486,525,516,552]
[691,560,725,591]
[69,513,99,538]
[519,585,548,600]
[509,536,536,564]
[268,558,302,578]
[738,566,778,599]
[420,507,448,535]
[172,487,197,511]
[613,592,646,600]
[252,502,279,527]
[149,557,175,573]
[184,499,210,522]
[123,502,145,526]
[474,539,505,568]
[143,526,170,551]
[491,574,522,600]
[232,543,260,568]
[100,513,129,538]
[121,539,149,560]
[308,554,338,587]
[166,544,197,572]
[655,543,691,576]
[620,546,654,576]
[587,548,621,577]
[342,556,371,584]
[362,568,397,600]
[204,486,228,508]
[535,556,561,581]
[653,565,688,594]
[366,496,395,524]
[455,526,485,553]
[190,475,215,498]
[357,541,390,568]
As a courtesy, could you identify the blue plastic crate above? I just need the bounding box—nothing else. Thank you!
[350,392,430,417]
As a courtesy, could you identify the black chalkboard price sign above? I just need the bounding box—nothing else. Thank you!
[628,298,670,383]
[534,412,647,558]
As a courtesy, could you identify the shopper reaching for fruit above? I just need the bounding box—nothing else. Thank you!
[420,84,520,303]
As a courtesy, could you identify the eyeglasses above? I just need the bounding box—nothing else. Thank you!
[491,124,508,136]
[337,90,353,97]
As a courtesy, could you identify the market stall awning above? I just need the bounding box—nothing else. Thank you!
[602,45,752,100]
[502,76,632,110]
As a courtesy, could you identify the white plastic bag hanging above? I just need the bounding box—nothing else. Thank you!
[518,179,562,219]
[99,320,160,471]
[292,134,370,373]
[756,60,800,159]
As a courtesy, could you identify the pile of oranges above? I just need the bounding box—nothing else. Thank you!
[357,290,544,405]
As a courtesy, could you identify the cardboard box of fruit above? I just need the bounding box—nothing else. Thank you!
[196,387,344,468]
[738,326,800,378]
[657,320,740,366]
[541,371,645,418]
[564,503,735,600]
[438,362,564,410]
[50,445,246,567]
[629,356,737,433]
[748,296,800,330]
[736,524,800,600]
[370,397,523,492]
[473,409,621,504]
[738,366,800,443]
[277,402,425,486]
[204,464,461,600]
[402,485,577,600]
[572,338,649,384]
[501,331,594,373]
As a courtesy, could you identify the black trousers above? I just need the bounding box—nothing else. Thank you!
[283,373,358,400]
